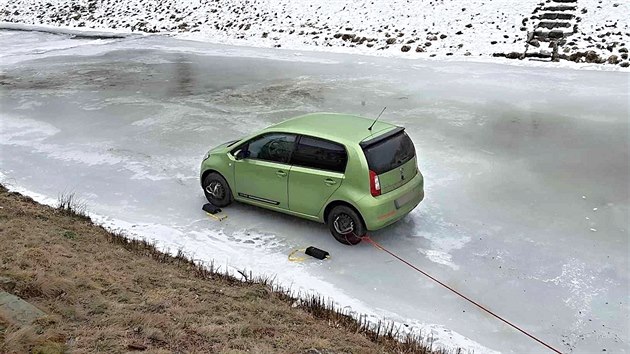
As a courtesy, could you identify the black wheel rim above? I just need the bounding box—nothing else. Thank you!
[205,181,225,201]
[333,213,354,235]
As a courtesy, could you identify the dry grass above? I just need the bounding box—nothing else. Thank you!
[0,185,451,354]
[56,192,89,220]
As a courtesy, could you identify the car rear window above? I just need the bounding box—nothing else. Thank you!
[290,136,347,173]
[362,131,415,174]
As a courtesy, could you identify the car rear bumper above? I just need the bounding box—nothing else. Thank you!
[358,171,424,231]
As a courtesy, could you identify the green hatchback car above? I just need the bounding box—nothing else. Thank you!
[200,113,424,245]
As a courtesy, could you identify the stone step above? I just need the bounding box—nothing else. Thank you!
[538,21,572,29]
[493,51,552,60]
[533,29,569,40]
[540,12,575,20]
[528,51,552,59]
[0,291,46,327]
[541,5,577,11]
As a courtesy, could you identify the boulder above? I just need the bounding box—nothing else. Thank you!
[0,277,15,292]
[585,51,601,63]
[0,291,46,326]
[607,55,620,64]
[568,51,585,62]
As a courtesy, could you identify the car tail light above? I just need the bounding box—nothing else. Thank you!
[369,170,381,197]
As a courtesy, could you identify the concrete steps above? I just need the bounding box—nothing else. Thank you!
[496,0,627,66]
[494,0,581,62]
[526,0,580,60]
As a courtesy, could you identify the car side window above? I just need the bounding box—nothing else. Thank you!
[245,133,296,164]
[291,136,347,173]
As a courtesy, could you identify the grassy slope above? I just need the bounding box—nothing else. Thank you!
[0,186,441,354]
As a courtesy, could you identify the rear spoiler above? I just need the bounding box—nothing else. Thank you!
[359,127,405,149]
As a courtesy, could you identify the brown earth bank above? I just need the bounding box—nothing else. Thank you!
[0,185,449,354]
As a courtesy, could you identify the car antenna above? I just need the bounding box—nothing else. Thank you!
[368,106,387,131]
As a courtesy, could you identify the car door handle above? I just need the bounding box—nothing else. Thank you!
[324,178,337,186]
[276,170,287,177]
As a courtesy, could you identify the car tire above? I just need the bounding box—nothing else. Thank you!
[327,205,366,245]
[203,172,233,207]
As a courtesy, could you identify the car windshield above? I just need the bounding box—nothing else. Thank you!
[362,131,415,174]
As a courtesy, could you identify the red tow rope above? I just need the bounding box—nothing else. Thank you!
[361,235,563,354]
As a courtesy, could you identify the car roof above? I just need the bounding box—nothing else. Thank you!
[265,113,398,146]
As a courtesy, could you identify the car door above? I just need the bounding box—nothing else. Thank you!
[288,136,347,217]
[233,133,296,210]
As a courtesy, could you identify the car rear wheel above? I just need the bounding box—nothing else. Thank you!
[203,172,233,207]
[327,205,366,245]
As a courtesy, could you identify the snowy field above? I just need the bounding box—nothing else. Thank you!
[1,0,629,69]
[1,30,629,353]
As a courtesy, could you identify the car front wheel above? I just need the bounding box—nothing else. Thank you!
[203,172,233,207]
[327,205,366,245]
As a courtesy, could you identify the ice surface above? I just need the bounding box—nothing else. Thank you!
[1,31,628,353]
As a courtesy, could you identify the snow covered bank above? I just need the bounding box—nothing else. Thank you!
[0,21,132,38]
[1,0,628,69]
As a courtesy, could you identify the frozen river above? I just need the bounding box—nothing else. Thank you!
[1,29,628,353]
